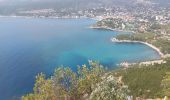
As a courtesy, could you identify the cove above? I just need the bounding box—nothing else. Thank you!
[0,17,160,100]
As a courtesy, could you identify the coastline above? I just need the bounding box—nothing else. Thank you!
[90,25,169,67]
[111,38,168,67]
[0,15,91,20]
[1,16,167,66]
[90,26,135,34]
[111,38,164,58]
[118,59,166,68]
[90,25,165,58]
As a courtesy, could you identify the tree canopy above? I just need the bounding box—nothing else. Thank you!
[22,62,129,100]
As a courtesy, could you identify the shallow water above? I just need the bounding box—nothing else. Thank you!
[0,18,160,100]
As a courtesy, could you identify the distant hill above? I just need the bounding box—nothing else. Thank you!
[0,0,169,9]
[0,0,169,15]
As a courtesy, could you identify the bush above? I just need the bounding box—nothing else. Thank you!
[22,62,129,100]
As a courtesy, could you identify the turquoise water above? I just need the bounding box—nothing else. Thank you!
[0,18,160,100]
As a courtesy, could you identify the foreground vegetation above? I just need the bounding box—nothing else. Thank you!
[22,62,129,100]
[113,58,170,99]
[22,58,170,100]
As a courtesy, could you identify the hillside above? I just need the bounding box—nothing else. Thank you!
[22,58,170,100]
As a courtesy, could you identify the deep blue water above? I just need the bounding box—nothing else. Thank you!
[0,17,160,100]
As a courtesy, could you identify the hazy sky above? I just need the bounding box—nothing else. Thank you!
[0,0,169,6]
[0,0,65,1]
[0,0,168,2]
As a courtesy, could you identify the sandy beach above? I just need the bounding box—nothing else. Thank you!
[110,37,168,67]
[90,25,167,66]
[111,38,164,58]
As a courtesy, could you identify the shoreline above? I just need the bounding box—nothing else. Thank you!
[0,15,102,20]
[90,26,135,34]
[90,25,165,58]
[111,38,168,67]
[90,25,168,66]
[111,38,164,58]
[0,15,93,20]
[1,16,168,66]
[119,59,167,68]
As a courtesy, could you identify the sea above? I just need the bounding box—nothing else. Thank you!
[0,17,160,100]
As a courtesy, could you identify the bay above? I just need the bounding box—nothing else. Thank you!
[0,18,160,100]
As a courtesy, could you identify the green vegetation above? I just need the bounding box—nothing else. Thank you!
[22,58,170,99]
[116,32,155,42]
[89,17,170,99]
[116,32,170,54]
[22,62,129,100]
[94,18,124,29]
[153,38,170,54]
[161,72,170,96]
[95,18,170,54]
[114,58,170,99]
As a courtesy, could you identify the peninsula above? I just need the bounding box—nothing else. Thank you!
[91,17,170,61]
